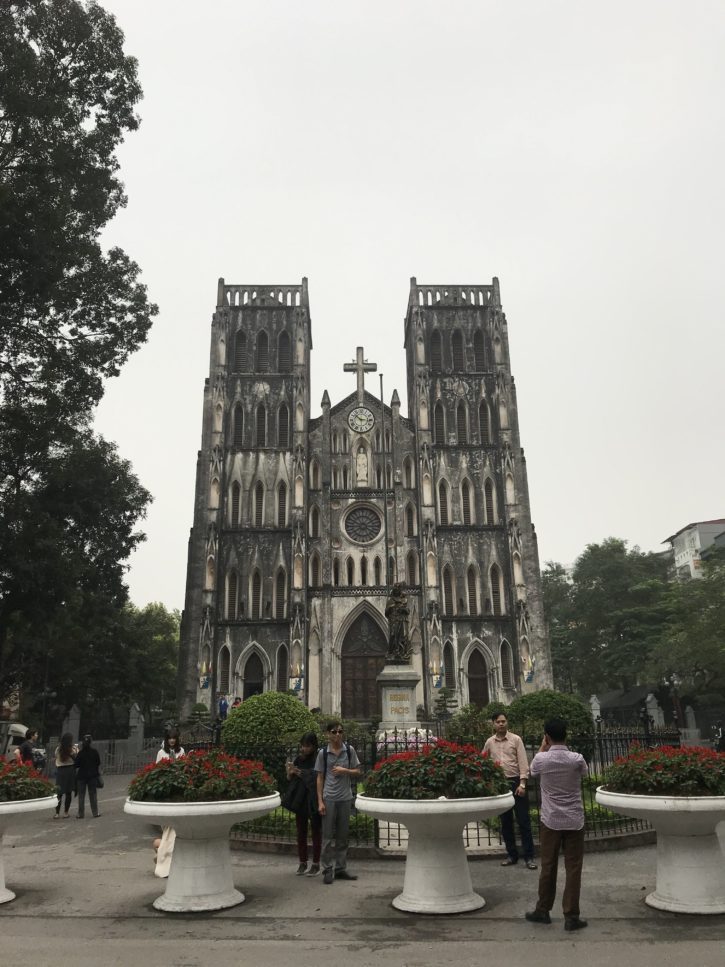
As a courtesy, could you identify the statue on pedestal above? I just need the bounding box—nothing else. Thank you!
[385,582,411,663]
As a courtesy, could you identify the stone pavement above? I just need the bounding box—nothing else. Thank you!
[1,774,723,967]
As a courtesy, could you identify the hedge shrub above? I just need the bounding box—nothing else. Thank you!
[447,690,593,747]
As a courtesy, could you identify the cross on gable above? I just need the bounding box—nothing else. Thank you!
[343,346,377,404]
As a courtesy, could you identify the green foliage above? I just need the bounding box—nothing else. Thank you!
[603,745,725,797]
[446,703,496,744]
[127,750,276,803]
[221,692,318,787]
[0,761,56,802]
[364,740,509,800]
[433,687,457,719]
[542,540,671,695]
[505,690,593,739]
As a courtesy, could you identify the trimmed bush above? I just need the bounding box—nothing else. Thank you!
[447,690,593,749]
[221,692,318,787]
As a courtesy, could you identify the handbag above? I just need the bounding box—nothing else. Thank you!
[281,776,307,814]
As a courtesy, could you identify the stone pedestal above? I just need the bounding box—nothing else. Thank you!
[377,665,421,731]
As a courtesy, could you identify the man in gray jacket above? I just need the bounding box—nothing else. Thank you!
[315,721,361,885]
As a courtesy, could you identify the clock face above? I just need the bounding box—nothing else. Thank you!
[348,406,375,433]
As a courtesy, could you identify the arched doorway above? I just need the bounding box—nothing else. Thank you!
[467,649,490,707]
[243,652,264,700]
[341,613,387,720]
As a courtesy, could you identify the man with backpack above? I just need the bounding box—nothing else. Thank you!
[315,721,361,885]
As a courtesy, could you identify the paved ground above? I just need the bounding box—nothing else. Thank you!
[1,774,723,967]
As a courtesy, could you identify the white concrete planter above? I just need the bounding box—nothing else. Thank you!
[124,793,281,912]
[0,795,57,903]
[357,792,514,913]
[595,788,725,914]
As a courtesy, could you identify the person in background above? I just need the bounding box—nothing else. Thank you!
[285,731,322,876]
[15,728,38,764]
[74,734,102,819]
[231,696,242,710]
[525,718,589,931]
[53,733,77,818]
[218,694,229,720]
[482,712,536,869]
[153,729,186,877]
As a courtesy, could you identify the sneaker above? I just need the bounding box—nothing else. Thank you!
[525,910,552,924]
[564,918,588,931]
[306,864,320,876]
[334,869,358,881]
[296,863,308,875]
[525,860,538,870]
[323,868,334,885]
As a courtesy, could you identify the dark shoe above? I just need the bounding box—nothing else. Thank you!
[296,863,307,875]
[307,864,320,876]
[501,858,518,866]
[525,860,538,870]
[564,918,588,931]
[93,814,101,818]
[323,868,334,885]
[525,910,552,924]
[334,869,358,880]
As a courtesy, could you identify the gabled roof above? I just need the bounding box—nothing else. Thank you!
[663,519,725,544]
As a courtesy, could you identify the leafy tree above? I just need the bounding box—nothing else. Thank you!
[648,548,725,701]
[543,540,670,696]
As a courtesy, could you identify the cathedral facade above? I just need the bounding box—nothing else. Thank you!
[177,276,552,721]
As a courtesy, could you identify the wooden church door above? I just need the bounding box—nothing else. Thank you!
[341,614,387,720]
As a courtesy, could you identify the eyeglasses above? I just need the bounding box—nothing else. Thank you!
[329,729,343,734]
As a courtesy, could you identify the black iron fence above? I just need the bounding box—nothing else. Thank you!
[232,725,681,851]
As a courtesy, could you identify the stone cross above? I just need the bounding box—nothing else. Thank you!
[344,346,377,404]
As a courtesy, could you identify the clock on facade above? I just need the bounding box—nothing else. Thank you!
[348,406,375,433]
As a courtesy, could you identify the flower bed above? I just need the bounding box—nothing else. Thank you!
[0,761,56,802]
[128,749,276,802]
[365,740,508,800]
[602,745,725,796]
[376,730,438,755]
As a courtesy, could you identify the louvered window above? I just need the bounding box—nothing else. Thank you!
[479,402,491,444]
[484,479,495,524]
[275,570,286,619]
[474,330,486,370]
[434,403,445,444]
[233,331,246,371]
[439,481,449,525]
[491,565,502,616]
[233,403,244,445]
[462,481,471,525]
[457,403,467,444]
[278,404,289,448]
[254,482,264,527]
[452,330,465,370]
[278,331,291,372]
[251,571,262,619]
[467,567,477,614]
[430,331,442,370]
[443,568,454,615]
[256,331,269,371]
[277,482,287,527]
[227,571,238,619]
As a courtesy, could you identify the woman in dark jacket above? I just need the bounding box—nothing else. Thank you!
[285,731,321,876]
[74,734,102,819]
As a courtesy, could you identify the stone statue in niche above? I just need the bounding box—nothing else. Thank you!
[385,582,411,663]
[356,445,368,486]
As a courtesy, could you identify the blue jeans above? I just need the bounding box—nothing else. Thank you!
[500,777,534,862]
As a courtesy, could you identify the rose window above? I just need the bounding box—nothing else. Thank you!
[345,506,382,543]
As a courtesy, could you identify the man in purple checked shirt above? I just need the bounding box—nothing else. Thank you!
[525,718,589,931]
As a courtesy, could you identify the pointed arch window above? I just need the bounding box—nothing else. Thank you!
[500,639,514,689]
[310,505,320,539]
[360,556,368,585]
[332,432,338,454]
[230,482,241,525]
[456,402,468,444]
[404,457,414,488]
[452,330,465,371]
[385,429,391,451]
[251,570,262,620]
[389,555,396,583]
[233,331,247,372]
[406,503,416,537]
[275,569,286,619]
[346,557,354,586]
[233,403,244,445]
[342,465,349,488]
[278,331,291,372]
[479,401,491,444]
[386,464,392,488]
[277,644,289,691]
[375,430,382,451]
[310,553,321,587]
[374,556,382,585]
[219,646,231,692]
[430,330,442,371]
[433,402,445,444]
[333,559,340,586]
[227,570,238,619]
[310,460,320,489]
[484,478,495,524]
[461,480,472,526]
[438,480,449,526]
[443,566,455,615]
[474,330,486,370]
[467,566,478,615]
[443,641,455,689]
[256,405,266,447]
[490,564,502,616]
[342,433,349,454]
[278,403,289,448]
[256,331,269,371]
[406,550,418,585]
[254,481,264,527]
[376,464,383,488]
[277,482,287,527]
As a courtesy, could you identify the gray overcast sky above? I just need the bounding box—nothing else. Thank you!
[94,0,725,611]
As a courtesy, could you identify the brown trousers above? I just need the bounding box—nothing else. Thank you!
[535,822,585,919]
